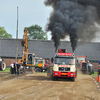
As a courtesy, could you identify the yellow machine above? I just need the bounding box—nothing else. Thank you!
[18,27,35,73]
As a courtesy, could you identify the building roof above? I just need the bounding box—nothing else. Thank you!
[0,38,100,61]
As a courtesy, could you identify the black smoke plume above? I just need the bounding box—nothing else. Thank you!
[44,0,100,52]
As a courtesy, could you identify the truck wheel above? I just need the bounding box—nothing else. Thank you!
[36,68,41,72]
[75,70,77,78]
[89,66,92,75]
[52,73,58,81]
[52,76,58,81]
[0,61,6,71]
[71,78,75,82]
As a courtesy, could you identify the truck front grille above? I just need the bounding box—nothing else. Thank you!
[59,67,70,71]
[82,63,87,69]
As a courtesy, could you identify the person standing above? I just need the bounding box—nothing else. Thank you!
[10,63,14,74]
[16,62,20,75]
[13,61,16,74]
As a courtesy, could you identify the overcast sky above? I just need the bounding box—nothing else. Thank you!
[0,0,100,42]
[0,0,52,39]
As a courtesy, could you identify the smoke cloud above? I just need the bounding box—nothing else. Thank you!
[44,0,100,52]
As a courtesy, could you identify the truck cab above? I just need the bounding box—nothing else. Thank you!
[47,49,77,81]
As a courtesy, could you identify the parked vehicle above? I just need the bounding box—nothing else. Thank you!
[76,56,94,75]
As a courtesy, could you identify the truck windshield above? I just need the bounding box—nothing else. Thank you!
[77,57,85,63]
[55,57,75,65]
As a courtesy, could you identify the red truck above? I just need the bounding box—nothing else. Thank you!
[76,55,94,75]
[45,59,52,68]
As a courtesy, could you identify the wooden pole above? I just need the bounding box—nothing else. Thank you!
[16,6,18,62]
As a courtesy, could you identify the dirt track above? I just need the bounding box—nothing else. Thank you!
[0,72,100,100]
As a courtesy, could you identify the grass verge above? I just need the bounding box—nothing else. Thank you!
[91,71,97,77]
[0,68,10,73]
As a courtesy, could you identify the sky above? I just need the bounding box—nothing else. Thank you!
[0,0,52,40]
[0,0,100,42]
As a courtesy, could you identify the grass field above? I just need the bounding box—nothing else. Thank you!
[0,68,10,73]
[91,71,98,77]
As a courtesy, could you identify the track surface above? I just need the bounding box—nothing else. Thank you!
[0,72,100,100]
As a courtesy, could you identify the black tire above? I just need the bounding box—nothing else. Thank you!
[52,76,58,81]
[36,68,41,72]
[92,66,94,74]
[88,66,92,75]
[71,78,75,82]
[0,61,6,71]
[52,72,58,81]
[75,70,77,78]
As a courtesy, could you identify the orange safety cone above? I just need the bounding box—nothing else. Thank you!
[97,75,98,81]
[98,75,100,82]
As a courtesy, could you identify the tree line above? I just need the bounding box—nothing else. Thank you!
[0,25,48,40]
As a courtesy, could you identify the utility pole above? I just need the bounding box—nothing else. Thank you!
[16,6,18,62]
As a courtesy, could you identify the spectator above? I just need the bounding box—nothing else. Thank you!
[13,61,16,74]
[10,63,14,74]
[16,62,21,75]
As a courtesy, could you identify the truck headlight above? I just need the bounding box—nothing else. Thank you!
[71,73,73,75]
[55,73,58,75]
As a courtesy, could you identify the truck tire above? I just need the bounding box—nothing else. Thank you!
[71,78,75,82]
[0,61,6,71]
[52,72,58,81]
[89,66,92,75]
[75,70,77,78]
[35,68,41,72]
[52,76,58,81]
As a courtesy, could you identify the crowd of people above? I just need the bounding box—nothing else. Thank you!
[10,61,21,75]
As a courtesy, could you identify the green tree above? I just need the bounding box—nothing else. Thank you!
[0,26,12,38]
[27,25,48,40]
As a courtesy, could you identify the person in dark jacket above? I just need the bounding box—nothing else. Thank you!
[16,62,20,75]
[13,61,16,74]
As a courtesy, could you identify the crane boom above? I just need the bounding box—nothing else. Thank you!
[18,27,35,68]
[21,27,28,65]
